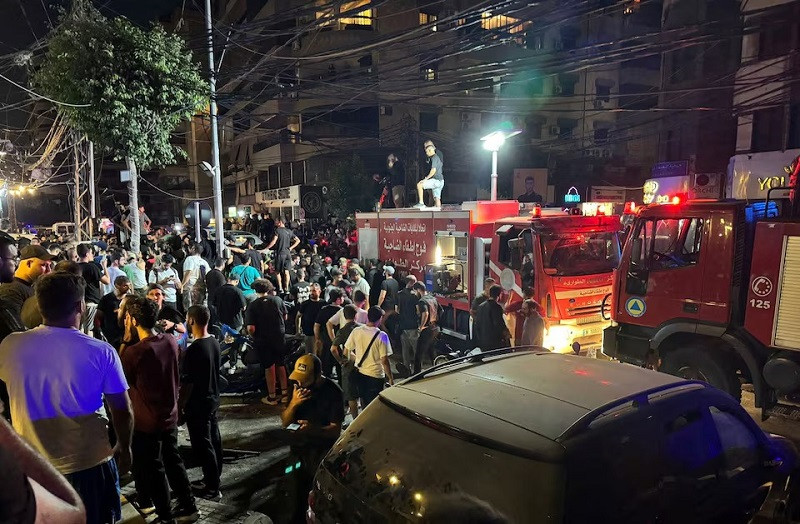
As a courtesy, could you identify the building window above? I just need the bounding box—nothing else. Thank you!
[527,121,543,139]
[594,128,609,143]
[752,107,785,152]
[596,84,611,102]
[421,65,438,81]
[758,22,792,60]
[420,112,438,132]
[419,11,438,31]
[316,0,373,29]
[481,11,530,44]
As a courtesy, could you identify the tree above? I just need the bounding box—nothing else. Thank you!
[326,154,378,218]
[33,0,207,251]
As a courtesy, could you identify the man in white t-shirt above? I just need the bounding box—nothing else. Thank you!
[149,254,182,310]
[344,306,393,408]
[182,244,210,310]
[326,288,368,341]
[0,272,134,524]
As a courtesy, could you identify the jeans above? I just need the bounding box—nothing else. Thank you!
[185,410,223,491]
[64,458,120,524]
[82,302,98,335]
[131,428,194,520]
[414,325,440,374]
[303,335,315,355]
[400,329,419,370]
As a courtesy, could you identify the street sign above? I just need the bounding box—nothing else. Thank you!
[184,201,213,228]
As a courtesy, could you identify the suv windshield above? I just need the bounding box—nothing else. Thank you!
[540,231,620,276]
[314,399,565,523]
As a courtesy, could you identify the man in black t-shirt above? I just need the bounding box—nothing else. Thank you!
[211,274,247,330]
[290,267,311,304]
[397,275,420,370]
[77,243,110,334]
[204,258,227,306]
[296,283,323,354]
[179,306,223,501]
[314,289,344,382]
[265,218,299,294]
[246,280,289,405]
[378,265,399,312]
[471,277,496,317]
[96,275,132,350]
[281,353,343,522]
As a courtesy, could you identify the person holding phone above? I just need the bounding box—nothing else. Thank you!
[281,354,344,521]
[148,254,182,311]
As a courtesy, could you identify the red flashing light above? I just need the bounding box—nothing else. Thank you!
[530,205,542,218]
[623,201,637,214]
[671,196,681,205]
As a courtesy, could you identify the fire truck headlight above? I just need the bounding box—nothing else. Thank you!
[543,325,574,353]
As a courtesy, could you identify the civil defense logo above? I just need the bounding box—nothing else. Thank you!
[625,296,646,318]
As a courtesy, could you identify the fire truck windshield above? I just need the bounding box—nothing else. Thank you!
[540,231,620,276]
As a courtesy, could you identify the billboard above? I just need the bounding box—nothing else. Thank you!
[727,150,798,200]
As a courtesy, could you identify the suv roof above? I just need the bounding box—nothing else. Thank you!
[380,352,687,459]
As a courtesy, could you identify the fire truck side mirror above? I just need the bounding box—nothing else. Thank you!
[631,237,643,266]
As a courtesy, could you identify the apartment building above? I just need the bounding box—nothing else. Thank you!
[728,0,800,201]
[200,0,670,216]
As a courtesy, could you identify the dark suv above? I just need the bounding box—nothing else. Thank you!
[308,350,798,523]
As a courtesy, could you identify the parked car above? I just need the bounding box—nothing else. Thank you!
[308,349,800,523]
[206,229,264,249]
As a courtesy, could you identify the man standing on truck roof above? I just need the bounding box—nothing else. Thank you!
[414,140,444,209]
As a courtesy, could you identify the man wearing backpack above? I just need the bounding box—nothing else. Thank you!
[343,307,393,409]
[414,282,441,373]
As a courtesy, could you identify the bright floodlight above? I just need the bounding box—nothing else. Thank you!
[481,129,522,201]
[481,129,521,152]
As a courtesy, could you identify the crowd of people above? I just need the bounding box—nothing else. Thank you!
[0,192,546,523]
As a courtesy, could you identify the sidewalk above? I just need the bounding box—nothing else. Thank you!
[118,390,292,524]
[119,488,272,524]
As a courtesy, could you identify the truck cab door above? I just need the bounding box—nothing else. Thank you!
[617,216,706,326]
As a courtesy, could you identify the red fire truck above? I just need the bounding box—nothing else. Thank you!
[603,196,800,414]
[356,200,622,352]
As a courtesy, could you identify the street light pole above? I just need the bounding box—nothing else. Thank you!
[491,150,499,201]
[481,129,521,202]
[205,0,225,257]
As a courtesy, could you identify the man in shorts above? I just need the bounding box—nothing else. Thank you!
[246,279,289,405]
[265,217,300,294]
[330,304,361,419]
[415,140,444,209]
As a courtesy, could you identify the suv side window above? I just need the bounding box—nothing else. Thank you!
[708,406,760,472]
[662,407,720,475]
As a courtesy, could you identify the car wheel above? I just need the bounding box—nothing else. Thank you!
[660,345,742,402]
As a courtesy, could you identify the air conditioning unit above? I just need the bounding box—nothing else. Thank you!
[554,85,563,95]
[550,126,561,136]
[292,40,301,51]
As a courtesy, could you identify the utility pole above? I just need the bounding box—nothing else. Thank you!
[73,135,82,242]
[205,0,225,257]
[127,157,140,255]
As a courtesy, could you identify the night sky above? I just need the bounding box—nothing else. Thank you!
[0,0,184,129]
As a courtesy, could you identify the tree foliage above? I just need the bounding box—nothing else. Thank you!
[33,0,207,168]
[326,154,377,218]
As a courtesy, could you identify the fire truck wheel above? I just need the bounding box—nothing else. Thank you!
[660,345,742,402]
